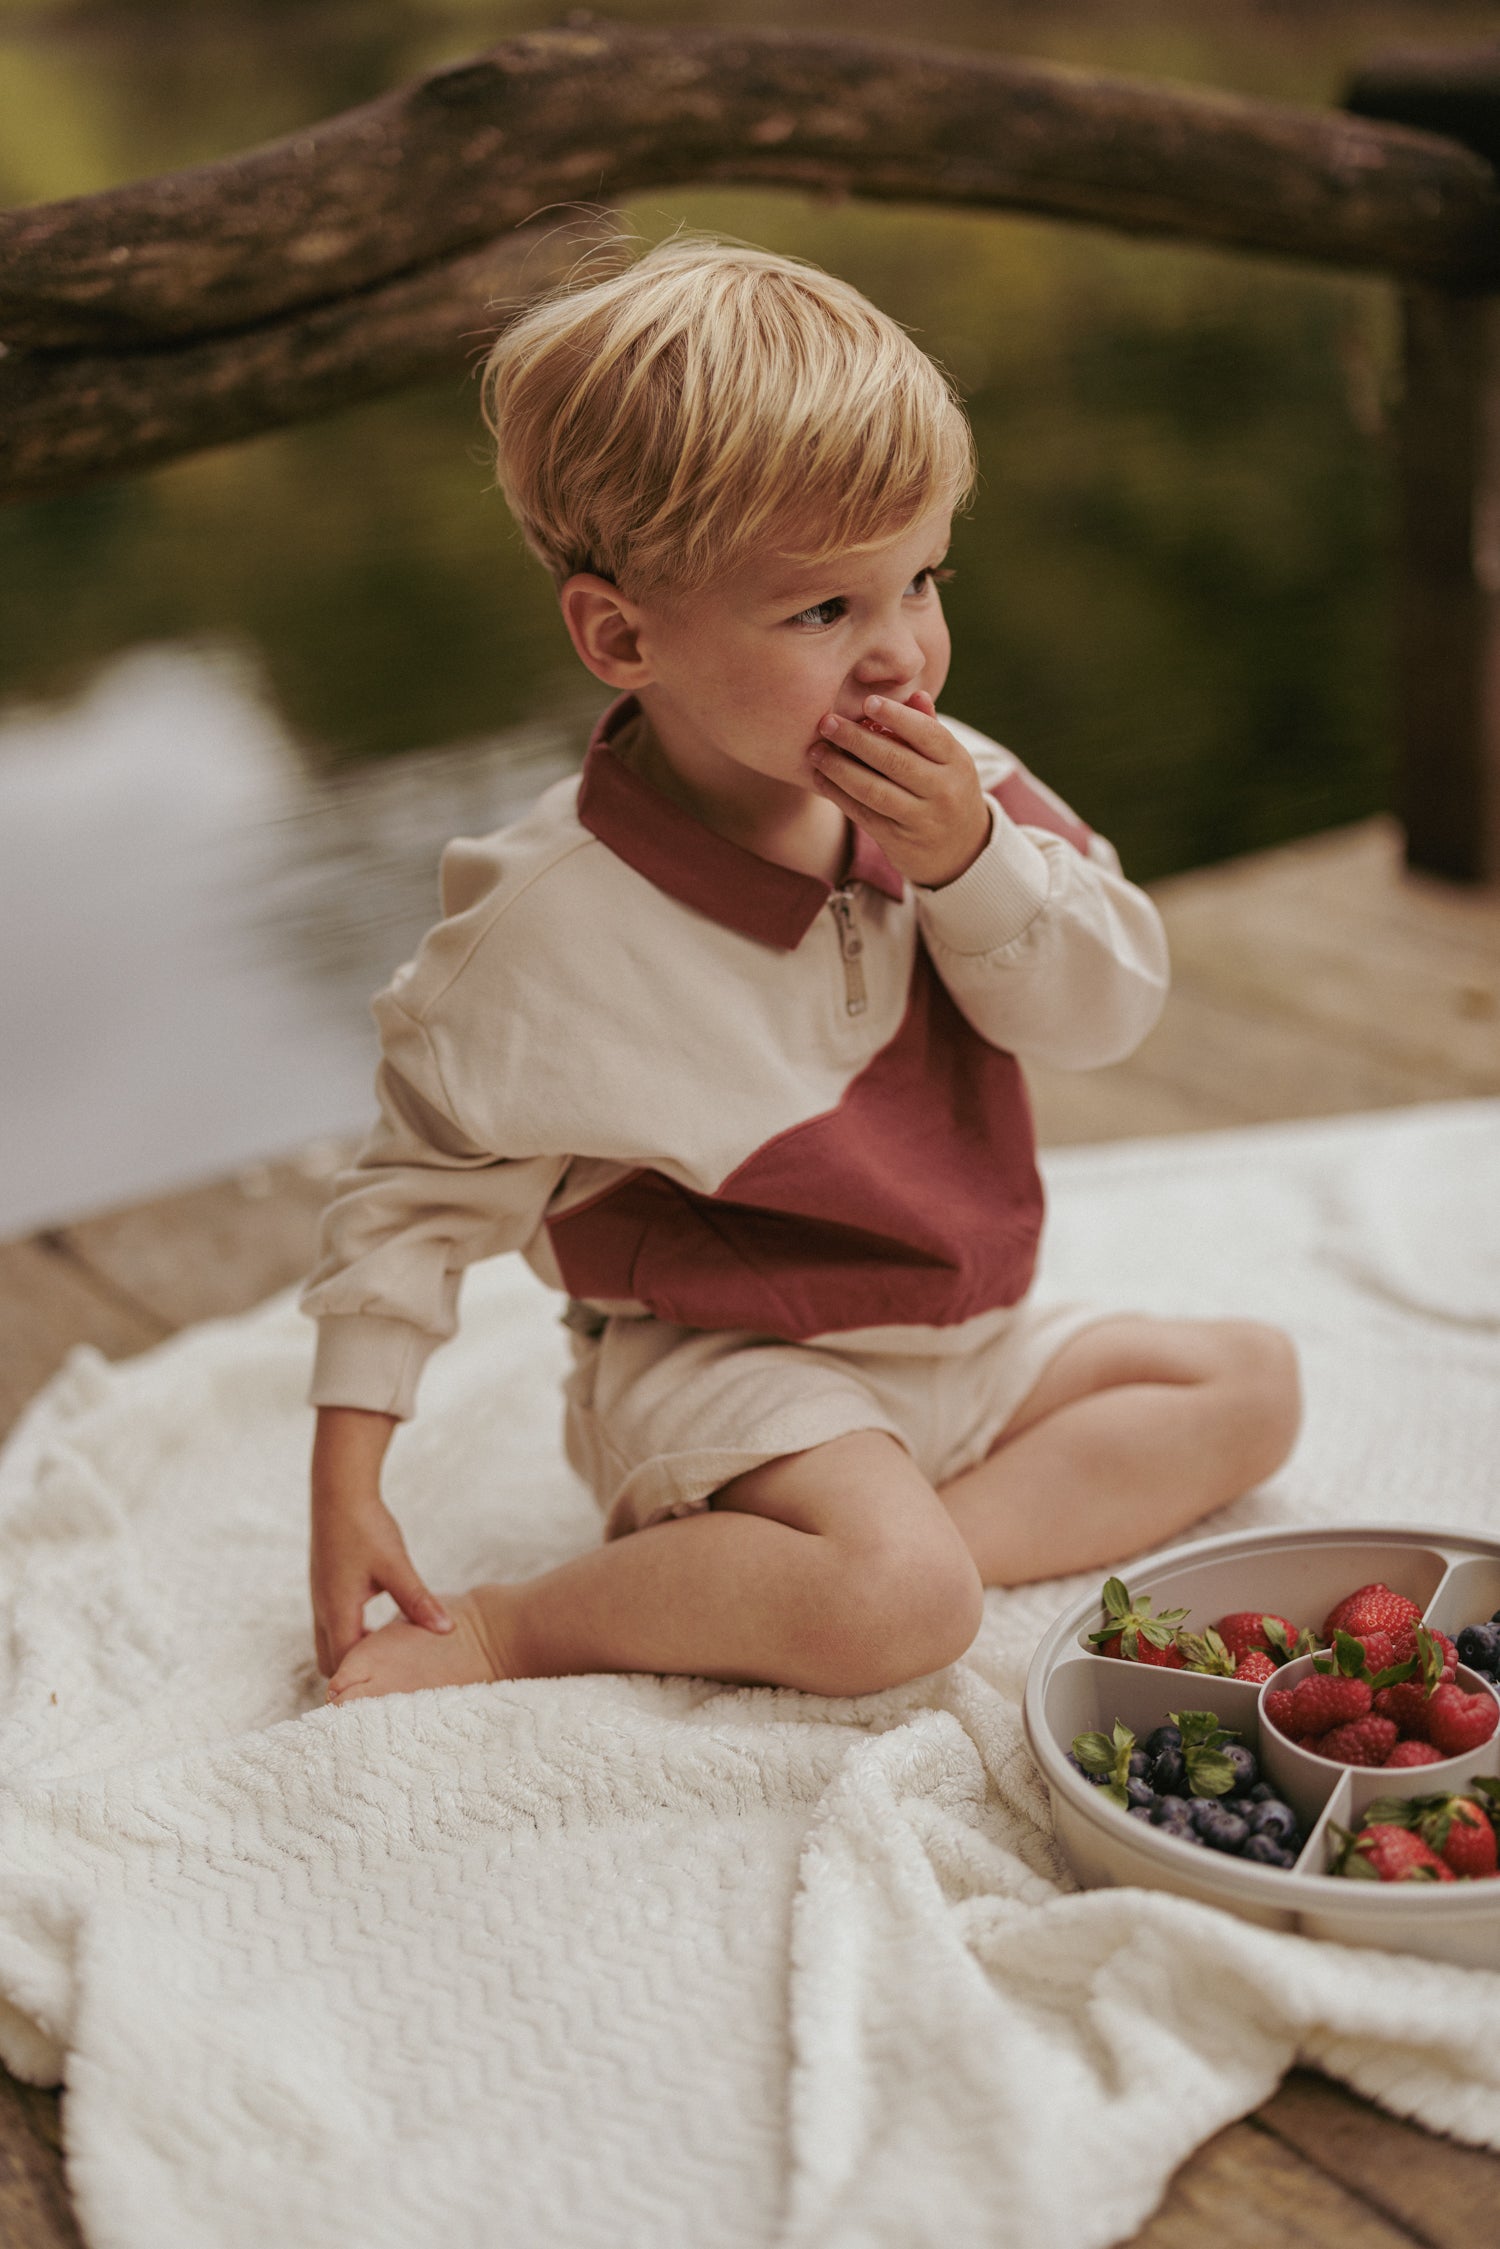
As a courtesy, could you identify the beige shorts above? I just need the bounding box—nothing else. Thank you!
[561,1298,1115,1541]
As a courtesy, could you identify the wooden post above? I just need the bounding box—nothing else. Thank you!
[1396,289,1500,883]
[1349,45,1500,883]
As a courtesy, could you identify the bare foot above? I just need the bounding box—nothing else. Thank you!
[326,1585,521,1705]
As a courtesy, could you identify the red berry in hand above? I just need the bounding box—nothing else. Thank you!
[1322,1583,1423,1642]
[1287,1673,1371,1736]
[1314,1715,1399,1766]
[1383,1739,1446,1767]
[1425,1682,1500,1758]
[1233,1651,1277,1684]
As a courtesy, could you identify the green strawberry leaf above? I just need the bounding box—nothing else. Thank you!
[1332,1630,1369,1678]
[1184,1747,1236,1798]
[1177,1629,1236,1677]
[1369,1657,1418,1693]
[1072,1731,1116,1773]
[1360,1795,1420,1832]
[1100,1578,1131,1622]
[1414,1625,1446,1696]
[1329,1822,1379,1880]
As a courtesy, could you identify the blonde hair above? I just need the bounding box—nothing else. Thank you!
[481,237,975,598]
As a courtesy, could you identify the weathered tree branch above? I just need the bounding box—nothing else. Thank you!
[0,218,614,504]
[3,22,1496,356]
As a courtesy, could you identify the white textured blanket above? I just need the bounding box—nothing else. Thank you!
[3,1102,1500,2249]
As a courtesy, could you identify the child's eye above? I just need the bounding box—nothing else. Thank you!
[788,597,847,629]
[910,566,955,597]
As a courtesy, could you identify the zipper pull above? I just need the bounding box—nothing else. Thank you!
[829,889,867,1017]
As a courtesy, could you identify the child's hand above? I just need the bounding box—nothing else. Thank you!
[810,691,992,890]
[310,1406,452,1677]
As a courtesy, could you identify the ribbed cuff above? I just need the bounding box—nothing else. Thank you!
[308,1314,436,1420]
[916,803,1051,955]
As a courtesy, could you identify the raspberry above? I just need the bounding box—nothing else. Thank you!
[1286,1673,1371,1736]
[1233,1651,1277,1684]
[1350,1629,1396,1673]
[1312,1716,1398,1766]
[1322,1583,1423,1642]
[1425,1682,1500,1758]
[1263,1688,1297,1735]
[1383,1739,1445,1767]
[1373,1681,1431,1740]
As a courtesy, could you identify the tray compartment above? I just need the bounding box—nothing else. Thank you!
[1042,1654,1261,1753]
[1424,1555,1500,1645]
[1258,1655,1500,1834]
[1073,1536,1450,1659]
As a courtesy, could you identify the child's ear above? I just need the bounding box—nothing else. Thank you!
[559,574,655,689]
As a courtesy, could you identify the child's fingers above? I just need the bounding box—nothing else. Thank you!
[381,1554,454,1637]
[858,692,952,760]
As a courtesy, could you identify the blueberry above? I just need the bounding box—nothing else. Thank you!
[1143,1724,1183,1761]
[1128,1805,1155,1823]
[1148,1748,1188,1797]
[1150,1798,1195,1834]
[1127,1750,1151,1781]
[1219,1744,1259,1797]
[1245,1801,1300,1847]
[1193,1802,1251,1853]
[1125,1778,1157,1810]
[1457,1624,1500,1677]
[1490,1609,1500,1628]
[1241,1835,1296,1868]
[1246,1781,1277,1804]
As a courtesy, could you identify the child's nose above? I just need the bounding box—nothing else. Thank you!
[852,629,924,694]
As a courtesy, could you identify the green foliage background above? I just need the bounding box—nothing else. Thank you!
[1,0,1491,878]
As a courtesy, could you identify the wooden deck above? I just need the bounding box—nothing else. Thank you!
[1,814,1498,2248]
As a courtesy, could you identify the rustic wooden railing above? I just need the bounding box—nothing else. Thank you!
[1,24,1496,881]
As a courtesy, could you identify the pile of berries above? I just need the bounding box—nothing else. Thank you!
[1331,1783,1500,1883]
[1088,1576,1315,1683]
[1068,1712,1305,1870]
[1261,1583,1500,1769]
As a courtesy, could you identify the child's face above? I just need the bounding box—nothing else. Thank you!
[566,502,954,800]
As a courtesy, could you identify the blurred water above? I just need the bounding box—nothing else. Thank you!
[0,643,583,1231]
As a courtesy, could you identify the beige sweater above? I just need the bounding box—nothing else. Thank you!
[300,698,1168,1418]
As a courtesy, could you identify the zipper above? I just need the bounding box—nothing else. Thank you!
[828,889,867,1017]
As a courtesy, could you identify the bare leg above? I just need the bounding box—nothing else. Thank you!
[327,1430,984,1705]
[937,1316,1301,1586]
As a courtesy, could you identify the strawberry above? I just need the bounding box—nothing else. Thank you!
[1383,1739,1446,1767]
[1425,1682,1500,1758]
[1088,1577,1188,1664]
[1213,1611,1307,1665]
[1351,1629,1397,1673]
[1333,1822,1455,1883]
[1264,1688,1298,1734]
[1429,1797,1498,1879]
[1234,1651,1278,1684]
[1322,1583,1423,1642]
[1096,1634,1185,1668]
[1286,1672,1371,1736]
[1388,1622,1458,1680]
[1310,1715,1398,1766]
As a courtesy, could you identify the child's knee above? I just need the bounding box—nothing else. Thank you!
[818,1530,984,1697]
[1212,1320,1302,1478]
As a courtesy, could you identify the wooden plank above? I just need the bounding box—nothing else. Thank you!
[1260,2069,1500,2246]
[1127,2115,1419,2247]
[54,1139,355,1333]
[0,2076,80,2249]
[0,1237,164,1447]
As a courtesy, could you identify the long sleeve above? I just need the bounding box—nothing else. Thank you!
[913,722,1169,1070]
[300,987,568,1419]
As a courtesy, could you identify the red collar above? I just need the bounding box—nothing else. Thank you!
[576,695,905,950]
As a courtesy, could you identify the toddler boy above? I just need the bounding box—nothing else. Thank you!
[303,240,1301,1704]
